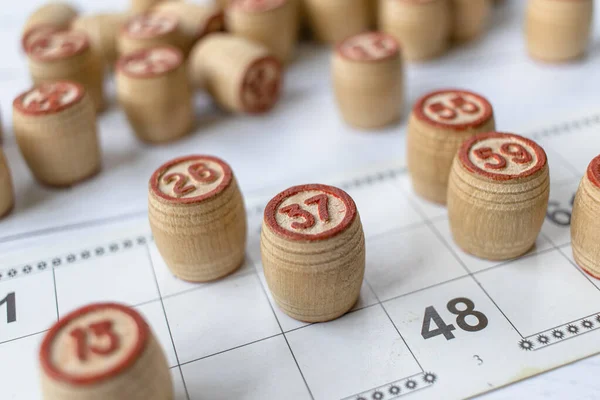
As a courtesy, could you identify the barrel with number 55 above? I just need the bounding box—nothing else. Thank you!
[447,132,550,260]
[261,184,365,322]
[148,155,247,282]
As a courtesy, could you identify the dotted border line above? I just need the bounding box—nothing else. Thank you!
[342,372,437,400]
[518,312,600,351]
[0,235,152,283]
[529,114,600,141]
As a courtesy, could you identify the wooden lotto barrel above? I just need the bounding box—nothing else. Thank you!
[226,0,299,63]
[116,46,193,144]
[148,155,247,282]
[379,0,451,61]
[26,30,105,112]
[39,303,173,400]
[447,132,550,261]
[71,13,128,71]
[407,89,495,204]
[153,1,225,54]
[118,13,184,55]
[0,149,14,220]
[261,184,365,322]
[22,2,78,40]
[526,0,593,62]
[303,0,371,44]
[188,33,283,114]
[332,31,404,129]
[13,81,100,187]
[571,155,600,278]
[450,0,492,42]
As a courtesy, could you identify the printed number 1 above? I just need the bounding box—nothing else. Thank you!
[421,297,488,341]
[0,292,16,324]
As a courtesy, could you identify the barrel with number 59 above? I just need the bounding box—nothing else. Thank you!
[447,132,550,260]
[261,184,365,322]
[148,155,247,282]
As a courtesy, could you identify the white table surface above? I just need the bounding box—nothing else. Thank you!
[1,1,599,399]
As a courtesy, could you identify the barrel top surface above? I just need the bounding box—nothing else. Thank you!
[231,0,287,12]
[414,89,494,131]
[26,30,89,61]
[13,81,85,115]
[39,303,148,386]
[123,13,178,39]
[150,155,233,204]
[264,184,357,241]
[459,132,547,181]
[240,56,282,114]
[117,46,183,78]
[337,32,400,62]
[587,155,600,189]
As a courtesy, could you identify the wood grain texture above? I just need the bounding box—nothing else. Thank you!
[526,0,593,62]
[450,0,491,42]
[332,32,404,130]
[118,13,185,56]
[116,47,193,144]
[302,0,371,44]
[148,155,247,282]
[13,83,101,188]
[188,33,283,114]
[571,156,600,278]
[379,0,451,61]
[130,0,176,13]
[71,13,128,71]
[27,31,105,112]
[22,2,78,36]
[154,1,224,55]
[447,132,550,261]
[39,303,173,400]
[260,184,365,322]
[227,0,299,63]
[407,89,495,204]
[0,149,14,220]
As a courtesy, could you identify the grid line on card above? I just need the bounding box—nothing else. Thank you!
[402,190,526,339]
[556,245,600,294]
[363,279,425,374]
[248,260,316,400]
[144,245,190,400]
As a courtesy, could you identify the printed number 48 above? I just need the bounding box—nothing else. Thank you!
[421,297,488,341]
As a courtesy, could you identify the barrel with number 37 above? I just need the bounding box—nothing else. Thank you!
[39,303,173,400]
[148,155,247,282]
[447,132,550,260]
[261,184,365,322]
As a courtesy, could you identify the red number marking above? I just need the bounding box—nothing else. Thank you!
[428,102,457,120]
[500,143,532,164]
[304,194,330,222]
[245,63,278,109]
[163,173,195,196]
[449,95,479,114]
[188,162,218,184]
[473,147,507,170]
[69,320,120,362]
[279,204,316,230]
[26,85,72,112]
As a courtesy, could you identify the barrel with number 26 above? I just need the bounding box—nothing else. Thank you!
[148,155,247,282]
